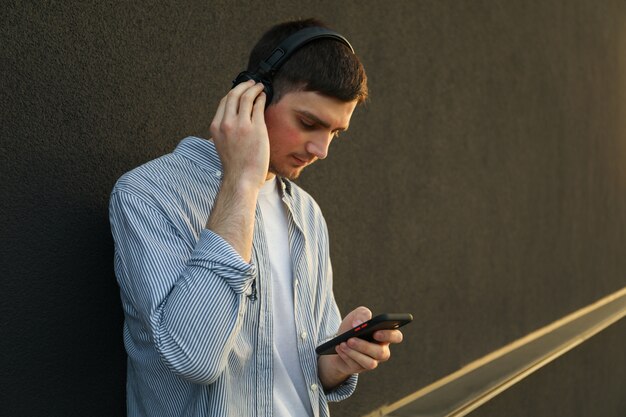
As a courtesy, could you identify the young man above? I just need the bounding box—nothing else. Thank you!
[109,19,404,417]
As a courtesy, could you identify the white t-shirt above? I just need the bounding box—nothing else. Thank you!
[258,177,314,417]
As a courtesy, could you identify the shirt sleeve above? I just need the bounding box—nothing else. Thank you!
[316,245,358,402]
[325,374,358,402]
[109,189,256,384]
[318,288,359,402]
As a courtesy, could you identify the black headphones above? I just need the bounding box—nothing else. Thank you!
[232,27,354,105]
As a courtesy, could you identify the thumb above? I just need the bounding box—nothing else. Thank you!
[340,306,372,333]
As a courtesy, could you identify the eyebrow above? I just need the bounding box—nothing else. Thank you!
[296,110,349,132]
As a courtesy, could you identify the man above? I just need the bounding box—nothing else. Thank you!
[110,18,404,417]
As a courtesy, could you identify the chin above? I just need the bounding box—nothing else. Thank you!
[270,163,304,181]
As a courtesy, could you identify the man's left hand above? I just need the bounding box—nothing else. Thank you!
[317,306,404,390]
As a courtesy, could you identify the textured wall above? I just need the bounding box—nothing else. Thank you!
[2,1,625,416]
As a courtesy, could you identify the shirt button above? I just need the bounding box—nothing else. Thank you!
[300,331,307,340]
[214,170,222,178]
[310,383,318,391]
[295,279,299,287]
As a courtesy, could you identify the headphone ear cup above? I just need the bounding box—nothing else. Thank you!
[232,71,256,88]
[232,72,273,107]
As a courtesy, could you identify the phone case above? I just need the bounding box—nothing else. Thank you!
[315,313,413,355]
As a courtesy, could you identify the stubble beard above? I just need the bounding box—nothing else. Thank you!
[269,160,303,181]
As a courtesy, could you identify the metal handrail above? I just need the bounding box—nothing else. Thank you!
[362,287,626,417]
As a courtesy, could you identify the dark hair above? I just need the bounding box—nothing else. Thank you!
[247,18,368,105]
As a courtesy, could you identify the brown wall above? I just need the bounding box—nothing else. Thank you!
[2,1,625,416]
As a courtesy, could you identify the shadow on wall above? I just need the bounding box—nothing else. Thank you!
[3,46,127,412]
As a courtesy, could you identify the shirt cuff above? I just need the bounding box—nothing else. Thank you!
[324,373,358,402]
[188,229,257,295]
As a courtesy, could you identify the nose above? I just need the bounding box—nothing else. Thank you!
[305,133,333,160]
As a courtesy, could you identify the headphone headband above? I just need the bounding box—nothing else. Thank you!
[232,26,355,105]
[255,27,354,78]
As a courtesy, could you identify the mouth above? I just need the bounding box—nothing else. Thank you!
[292,155,313,167]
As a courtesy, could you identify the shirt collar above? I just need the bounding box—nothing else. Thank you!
[278,176,293,197]
[174,136,222,172]
[174,136,293,197]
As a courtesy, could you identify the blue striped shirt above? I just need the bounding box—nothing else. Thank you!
[109,136,357,417]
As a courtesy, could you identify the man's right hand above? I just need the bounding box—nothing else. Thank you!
[206,80,268,263]
[209,80,269,188]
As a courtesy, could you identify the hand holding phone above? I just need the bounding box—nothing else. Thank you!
[316,313,413,355]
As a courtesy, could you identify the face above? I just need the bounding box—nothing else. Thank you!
[263,90,358,180]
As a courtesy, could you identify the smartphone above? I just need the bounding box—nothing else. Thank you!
[315,313,413,355]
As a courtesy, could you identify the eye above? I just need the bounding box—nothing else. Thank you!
[299,119,316,130]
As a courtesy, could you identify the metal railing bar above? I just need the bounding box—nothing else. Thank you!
[362,286,626,417]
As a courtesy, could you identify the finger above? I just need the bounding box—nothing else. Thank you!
[336,344,362,370]
[353,306,372,326]
[351,306,372,327]
[210,96,228,138]
[338,307,372,335]
[224,79,256,120]
[238,83,265,122]
[346,337,391,362]
[339,342,379,371]
[373,329,404,344]
[252,91,267,124]
[230,78,256,95]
